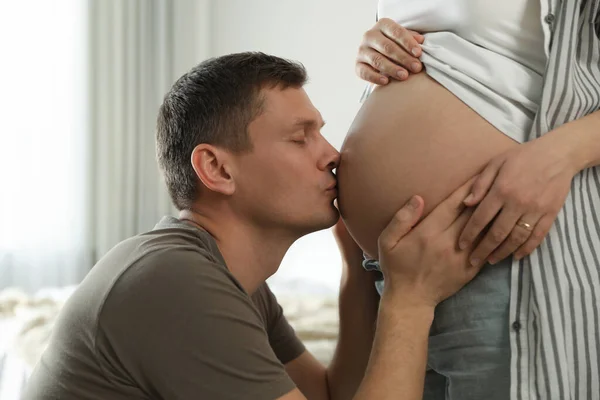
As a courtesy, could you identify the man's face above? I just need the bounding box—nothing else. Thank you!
[231,86,340,236]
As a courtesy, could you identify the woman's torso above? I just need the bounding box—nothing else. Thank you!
[378,0,547,73]
[338,75,517,258]
[338,0,547,258]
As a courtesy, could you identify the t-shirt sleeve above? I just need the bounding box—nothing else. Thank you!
[255,284,306,365]
[97,251,297,400]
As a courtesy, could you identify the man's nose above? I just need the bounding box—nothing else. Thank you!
[320,143,340,171]
[328,151,340,170]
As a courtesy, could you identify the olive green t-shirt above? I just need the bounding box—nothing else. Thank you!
[23,217,305,400]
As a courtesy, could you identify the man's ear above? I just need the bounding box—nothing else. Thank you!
[191,144,235,196]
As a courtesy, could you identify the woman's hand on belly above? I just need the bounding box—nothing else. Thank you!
[458,130,582,266]
[356,18,424,85]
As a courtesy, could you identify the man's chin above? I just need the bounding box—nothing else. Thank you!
[314,208,340,231]
[295,208,339,236]
[327,207,341,227]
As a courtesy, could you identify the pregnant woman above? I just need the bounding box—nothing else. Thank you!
[337,1,600,399]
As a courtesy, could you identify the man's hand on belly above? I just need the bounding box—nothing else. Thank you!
[378,178,485,307]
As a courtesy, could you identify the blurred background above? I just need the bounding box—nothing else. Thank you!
[0,0,377,294]
[0,0,378,397]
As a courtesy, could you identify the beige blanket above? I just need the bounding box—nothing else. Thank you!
[0,286,339,371]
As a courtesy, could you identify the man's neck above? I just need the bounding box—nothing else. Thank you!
[179,209,297,295]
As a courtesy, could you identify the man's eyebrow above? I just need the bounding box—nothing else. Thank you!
[291,117,326,129]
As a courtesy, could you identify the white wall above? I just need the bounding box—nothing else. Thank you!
[210,0,378,291]
[172,0,213,78]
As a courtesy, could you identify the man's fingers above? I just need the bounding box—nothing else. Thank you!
[443,207,487,288]
[463,160,501,206]
[458,193,503,253]
[419,177,475,233]
[444,206,474,240]
[378,195,424,252]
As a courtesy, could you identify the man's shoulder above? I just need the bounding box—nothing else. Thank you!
[59,218,238,338]
[109,231,238,301]
[108,216,227,279]
[136,215,225,264]
[93,216,246,324]
[81,217,224,294]
[98,224,262,341]
[119,238,229,287]
[97,226,254,340]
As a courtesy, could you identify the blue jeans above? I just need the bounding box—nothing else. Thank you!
[363,257,511,399]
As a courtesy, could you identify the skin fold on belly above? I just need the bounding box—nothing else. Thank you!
[337,73,519,259]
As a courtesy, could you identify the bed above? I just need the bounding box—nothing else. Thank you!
[0,282,338,399]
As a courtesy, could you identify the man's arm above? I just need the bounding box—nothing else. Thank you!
[283,267,429,400]
[284,252,379,400]
[281,179,483,400]
[353,299,433,399]
[280,297,430,400]
[327,223,380,399]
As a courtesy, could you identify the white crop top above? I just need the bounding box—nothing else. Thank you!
[375,0,548,142]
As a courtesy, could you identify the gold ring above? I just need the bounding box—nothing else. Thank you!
[516,220,533,231]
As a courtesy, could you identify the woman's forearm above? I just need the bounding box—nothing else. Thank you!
[555,109,600,171]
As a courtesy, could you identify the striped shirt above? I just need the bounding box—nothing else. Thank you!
[364,1,600,399]
[514,1,600,399]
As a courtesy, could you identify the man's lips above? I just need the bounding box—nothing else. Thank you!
[326,183,338,199]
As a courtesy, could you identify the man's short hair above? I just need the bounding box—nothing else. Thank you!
[156,52,307,210]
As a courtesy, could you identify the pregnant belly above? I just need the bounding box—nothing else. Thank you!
[337,73,518,259]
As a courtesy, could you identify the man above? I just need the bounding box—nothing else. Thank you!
[23,52,482,400]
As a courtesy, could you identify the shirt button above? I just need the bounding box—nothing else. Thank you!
[512,321,522,331]
[544,13,555,24]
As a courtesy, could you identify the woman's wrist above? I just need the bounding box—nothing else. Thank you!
[548,110,600,172]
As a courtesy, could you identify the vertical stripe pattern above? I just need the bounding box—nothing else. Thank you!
[512,1,600,399]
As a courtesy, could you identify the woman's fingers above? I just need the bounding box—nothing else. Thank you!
[369,35,422,73]
[487,212,541,264]
[467,206,524,265]
[355,61,393,85]
[377,18,422,58]
[356,18,424,83]
[356,47,410,81]
[408,30,425,44]
[463,158,502,207]
[515,214,555,260]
